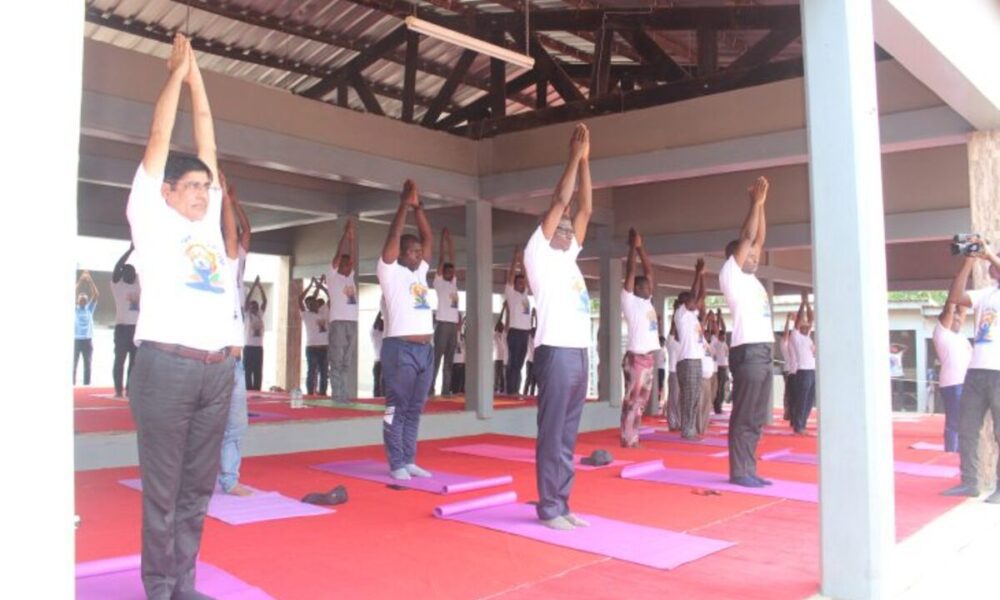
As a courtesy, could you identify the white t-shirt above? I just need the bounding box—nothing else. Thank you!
[111,280,141,326]
[712,337,729,367]
[433,275,460,323]
[244,308,264,347]
[719,256,773,347]
[933,323,972,387]
[526,334,535,362]
[654,345,666,369]
[327,269,359,322]
[371,326,384,357]
[889,350,904,377]
[673,305,704,361]
[504,285,533,331]
[376,259,433,337]
[523,226,591,349]
[969,286,1000,371]
[701,337,716,377]
[667,336,681,372]
[454,335,465,364]
[494,331,505,362]
[790,330,816,370]
[781,337,797,374]
[126,165,238,351]
[302,304,330,347]
[621,289,660,354]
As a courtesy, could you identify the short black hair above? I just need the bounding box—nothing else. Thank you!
[514,273,526,281]
[164,153,212,185]
[676,292,691,306]
[725,239,740,259]
[443,262,455,270]
[400,234,420,255]
[634,275,649,287]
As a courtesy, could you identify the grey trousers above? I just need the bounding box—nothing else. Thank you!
[128,344,234,600]
[697,375,716,435]
[958,369,1000,488]
[431,321,458,395]
[677,359,702,438]
[534,345,588,521]
[328,320,356,403]
[381,338,434,471]
[666,372,681,430]
[728,343,773,479]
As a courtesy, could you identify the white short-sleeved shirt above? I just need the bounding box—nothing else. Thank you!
[377,259,433,338]
[526,334,535,362]
[371,326,384,356]
[621,289,660,354]
[302,305,329,347]
[244,308,264,347]
[454,335,465,364]
[494,331,506,362]
[654,346,666,369]
[327,269,359,322]
[781,338,797,374]
[504,285,533,331]
[111,280,141,326]
[968,286,1000,371]
[126,165,238,351]
[433,275,460,323]
[790,330,816,370]
[889,350,905,377]
[712,338,729,367]
[701,338,716,378]
[719,256,773,347]
[933,323,972,387]
[673,305,704,360]
[667,336,681,372]
[523,226,591,349]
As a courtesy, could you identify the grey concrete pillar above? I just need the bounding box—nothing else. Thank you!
[801,1,896,597]
[598,230,623,407]
[915,328,928,413]
[465,200,494,418]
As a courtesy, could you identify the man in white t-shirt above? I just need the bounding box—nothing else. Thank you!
[371,311,385,397]
[111,245,140,398]
[781,312,798,423]
[789,292,816,435]
[712,309,730,414]
[431,228,460,396]
[243,275,267,391]
[666,324,682,431]
[452,314,466,394]
[941,240,1000,502]
[523,325,538,396]
[674,259,707,440]
[300,277,331,396]
[523,123,594,531]
[493,319,507,393]
[504,249,534,395]
[125,35,238,598]
[932,302,971,453]
[619,228,659,447]
[327,220,358,404]
[376,180,436,480]
[74,271,99,386]
[719,176,774,488]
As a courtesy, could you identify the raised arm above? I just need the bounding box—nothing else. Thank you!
[498,302,509,330]
[315,277,329,301]
[220,173,239,260]
[438,228,449,275]
[413,194,433,266]
[185,42,218,181]
[244,277,257,309]
[573,130,593,245]
[794,294,807,330]
[506,248,522,287]
[258,277,268,313]
[112,245,134,283]
[333,219,355,272]
[696,270,708,308]
[783,312,794,342]
[732,177,769,268]
[636,231,654,289]
[946,256,975,309]
[142,34,191,177]
[231,184,252,252]
[685,259,705,310]
[381,180,418,264]
[938,301,955,330]
[79,271,99,303]
[541,124,588,240]
[624,228,638,293]
[299,279,314,311]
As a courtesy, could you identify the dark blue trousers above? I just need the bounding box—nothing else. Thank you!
[792,368,816,432]
[381,338,434,470]
[941,384,962,453]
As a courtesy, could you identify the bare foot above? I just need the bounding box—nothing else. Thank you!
[226,483,254,496]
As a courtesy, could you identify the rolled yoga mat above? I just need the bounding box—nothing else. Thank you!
[910,441,945,451]
[119,479,333,525]
[620,460,819,503]
[311,459,513,494]
[433,492,734,569]
[76,554,274,599]
[638,430,729,447]
[760,448,959,479]
[439,443,632,470]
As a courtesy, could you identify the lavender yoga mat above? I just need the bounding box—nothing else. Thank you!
[119,479,332,525]
[910,441,945,451]
[761,449,959,479]
[311,459,513,494]
[433,492,734,569]
[639,430,729,447]
[621,460,819,503]
[76,555,274,599]
[440,443,632,470]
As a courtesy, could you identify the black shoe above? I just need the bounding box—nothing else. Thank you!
[302,484,348,506]
[941,483,979,497]
[753,475,773,486]
[985,489,1000,504]
[730,476,764,488]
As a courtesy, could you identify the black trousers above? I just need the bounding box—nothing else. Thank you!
[506,328,530,394]
[243,346,263,391]
[713,366,729,413]
[727,343,773,479]
[113,324,137,396]
[74,338,93,385]
[305,345,329,395]
[373,360,384,397]
[451,363,465,394]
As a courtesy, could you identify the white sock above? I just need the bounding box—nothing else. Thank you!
[405,463,432,478]
[390,468,411,480]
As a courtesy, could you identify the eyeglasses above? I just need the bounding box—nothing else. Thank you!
[171,181,218,193]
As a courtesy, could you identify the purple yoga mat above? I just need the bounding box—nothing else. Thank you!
[433,492,734,569]
[119,479,332,525]
[621,460,819,503]
[311,459,513,494]
[639,430,729,447]
[761,449,959,479]
[76,555,274,599]
[440,443,632,470]
[910,441,945,451]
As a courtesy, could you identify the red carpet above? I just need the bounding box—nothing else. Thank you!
[75,414,963,599]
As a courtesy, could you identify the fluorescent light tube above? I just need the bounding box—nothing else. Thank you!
[404,16,535,70]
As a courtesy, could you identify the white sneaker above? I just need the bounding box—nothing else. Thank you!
[564,513,590,528]
[390,468,412,480]
[540,516,575,531]
[405,463,432,478]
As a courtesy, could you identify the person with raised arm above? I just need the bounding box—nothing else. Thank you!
[242,275,267,391]
[125,34,239,598]
[74,270,99,386]
[674,258,707,440]
[789,291,817,435]
[431,228,460,396]
[712,308,730,414]
[780,311,798,424]
[932,300,971,453]
[301,277,331,396]
[377,180,435,480]
[504,247,534,395]
[327,220,358,404]
[522,123,593,531]
[110,245,140,397]
[619,228,660,447]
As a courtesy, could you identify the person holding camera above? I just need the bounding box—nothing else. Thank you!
[941,235,1000,503]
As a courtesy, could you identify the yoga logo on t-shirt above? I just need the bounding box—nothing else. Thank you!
[521,297,530,315]
[572,278,590,313]
[976,309,996,344]
[184,242,225,294]
[411,282,431,310]
[343,285,357,305]
[646,308,658,332]
[127,292,139,312]
[450,291,459,309]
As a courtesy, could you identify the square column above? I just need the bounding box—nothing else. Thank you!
[801,1,896,598]
[915,329,928,413]
[598,230,623,407]
[465,200,494,418]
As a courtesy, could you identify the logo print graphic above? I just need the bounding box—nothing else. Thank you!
[976,309,996,344]
[344,284,358,305]
[185,243,225,294]
[411,282,431,310]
